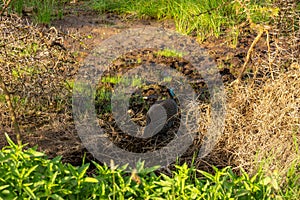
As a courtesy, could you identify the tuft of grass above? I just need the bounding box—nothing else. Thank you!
[154,48,185,58]
[101,75,122,84]
[6,0,63,24]
[101,75,143,86]
[95,75,144,114]
[281,160,300,199]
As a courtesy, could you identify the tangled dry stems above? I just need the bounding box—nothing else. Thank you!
[189,0,300,175]
[186,66,300,176]
[0,14,77,131]
[226,69,299,174]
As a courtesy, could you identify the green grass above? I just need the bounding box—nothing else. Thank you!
[95,75,144,114]
[155,48,185,58]
[101,75,145,86]
[4,0,64,24]
[91,0,282,42]
[1,0,288,38]
[0,133,299,199]
[3,0,283,38]
[91,0,239,42]
[95,73,176,114]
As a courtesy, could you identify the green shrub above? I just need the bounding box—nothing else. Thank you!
[1,133,297,199]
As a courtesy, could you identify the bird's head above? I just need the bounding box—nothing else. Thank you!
[167,88,176,99]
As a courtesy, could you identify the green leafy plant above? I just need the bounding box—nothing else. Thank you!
[0,133,299,199]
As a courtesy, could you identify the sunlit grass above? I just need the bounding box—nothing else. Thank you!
[91,0,283,42]
[92,0,241,42]
[155,48,185,58]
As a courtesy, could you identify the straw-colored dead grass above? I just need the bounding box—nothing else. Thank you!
[221,68,300,175]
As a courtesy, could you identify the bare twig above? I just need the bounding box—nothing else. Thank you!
[236,26,264,83]
[0,0,13,16]
[0,75,21,145]
[265,29,274,80]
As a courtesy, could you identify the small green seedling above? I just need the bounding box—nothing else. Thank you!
[155,48,185,58]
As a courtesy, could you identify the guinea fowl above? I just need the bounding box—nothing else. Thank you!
[144,88,178,136]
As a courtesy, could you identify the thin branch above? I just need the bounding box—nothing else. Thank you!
[236,26,264,83]
[0,0,13,16]
[0,75,21,145]
[266,29,274,80]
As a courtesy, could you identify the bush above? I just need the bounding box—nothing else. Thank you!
[1,133,295,199]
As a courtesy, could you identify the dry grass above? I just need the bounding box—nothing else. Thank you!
[187,67,300,178]
[0,14,77,130]
[191,0,300,176]
[225,69,299,174]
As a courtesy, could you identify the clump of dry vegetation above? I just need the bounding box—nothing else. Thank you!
[0,14,76,128]
[0,14,85,163]
[224,68,299,173]
[189,64,300,175]
[193,0,300,176]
